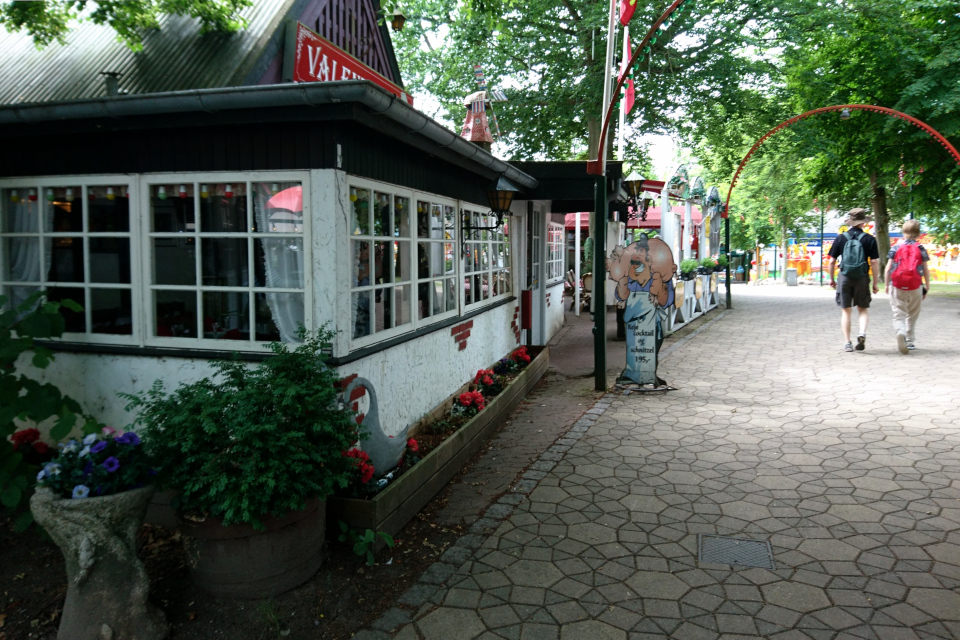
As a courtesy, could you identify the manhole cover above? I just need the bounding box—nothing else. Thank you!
[698,534,774,569]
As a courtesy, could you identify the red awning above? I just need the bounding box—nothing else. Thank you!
[564,213,591,230]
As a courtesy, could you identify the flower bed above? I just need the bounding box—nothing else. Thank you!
[327,345,549,538]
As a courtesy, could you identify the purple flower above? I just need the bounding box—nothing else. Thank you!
[115,432,141,446]
[91,441,108,454]
[83,461,93,477]
[102,456,120,473]
[72,485,90,499]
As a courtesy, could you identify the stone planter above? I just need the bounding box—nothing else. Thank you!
[178,498,326,599]
[30,485,169,640]
[327,347,549,539]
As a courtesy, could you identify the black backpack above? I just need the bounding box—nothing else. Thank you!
[840,231,869,278]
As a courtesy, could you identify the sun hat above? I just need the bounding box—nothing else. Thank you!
[843,208,873,226]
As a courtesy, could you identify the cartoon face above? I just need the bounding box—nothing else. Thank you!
[628,250,652,286]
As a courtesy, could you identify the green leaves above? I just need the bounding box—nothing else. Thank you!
[338,521,395,565]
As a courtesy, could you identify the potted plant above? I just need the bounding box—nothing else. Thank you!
[698,257,717,274]
[126,327,361,599]
[679,259,698,281]
[716,254,729,272]
[30,429,168,640]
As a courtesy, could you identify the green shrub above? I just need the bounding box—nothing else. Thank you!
[717,254,729,268]
[699,257,717,269]
[126,327,362,530]
[679,259,699,275]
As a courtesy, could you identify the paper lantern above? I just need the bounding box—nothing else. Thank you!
[46,189,54,202]
[200,184,209,199]
[10,189,18,203]
[271,183,279,195]
[28,189,37,202]
[107,187,116,201]
[157,186,167,200]
[350,188,358,203]
[65,188,74,202]
[224,184,234,198]
[178,184,187,199]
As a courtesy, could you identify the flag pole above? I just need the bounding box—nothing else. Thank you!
[618,25,629,161]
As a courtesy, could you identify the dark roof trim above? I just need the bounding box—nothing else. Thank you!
[0,81,537,190]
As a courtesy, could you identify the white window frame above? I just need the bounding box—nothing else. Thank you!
[0,175,142,345]
[141,171,312,351]
[461,204,512,312]
[345,176,460,350]
[546,221,565,285]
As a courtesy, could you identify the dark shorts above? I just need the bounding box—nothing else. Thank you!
[836,275,872,309]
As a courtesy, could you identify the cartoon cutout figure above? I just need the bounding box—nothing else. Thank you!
[607,236,676,386]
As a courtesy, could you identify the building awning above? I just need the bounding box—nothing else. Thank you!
[564,213,590,229]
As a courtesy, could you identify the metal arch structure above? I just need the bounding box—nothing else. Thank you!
[586,0,691,176]
[721,104,960,219]
[718,103,960,310]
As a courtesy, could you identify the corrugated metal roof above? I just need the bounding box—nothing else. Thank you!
[0,0,295,105]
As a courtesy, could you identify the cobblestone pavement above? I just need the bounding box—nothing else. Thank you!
[372,285,960,640]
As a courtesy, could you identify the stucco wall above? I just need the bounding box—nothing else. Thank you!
[545,281,565,343]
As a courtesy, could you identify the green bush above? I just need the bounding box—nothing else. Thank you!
[1,292,99,531]
[126,327,362,530]
[679,259,699,275]
[717,254,729,268]
[699,257,718,269]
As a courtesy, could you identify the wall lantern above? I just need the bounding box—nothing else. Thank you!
[389,12,407,31]
[461,174,519,250]
[840,108,851,120]
[622,171,648,222]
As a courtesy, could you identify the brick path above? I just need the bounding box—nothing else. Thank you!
[376,285,960,639]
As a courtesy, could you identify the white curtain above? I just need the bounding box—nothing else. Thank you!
[6,197,51,309]
[253,185,305,343]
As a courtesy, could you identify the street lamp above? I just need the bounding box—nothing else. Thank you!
[389,12,407,31]
[461,174,519,251]
[840,108,851,120]
[622,172,648,223]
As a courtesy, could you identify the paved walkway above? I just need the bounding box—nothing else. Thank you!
[377,285,960,639]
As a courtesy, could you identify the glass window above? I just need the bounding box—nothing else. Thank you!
[0,184,134,338]
[547,222,565,284]
[462,206,512,309]
[148,180,306,345]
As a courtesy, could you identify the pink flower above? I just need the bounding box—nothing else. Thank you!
[102,426,118,436]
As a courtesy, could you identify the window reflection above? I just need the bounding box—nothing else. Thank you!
[152,184,195,232]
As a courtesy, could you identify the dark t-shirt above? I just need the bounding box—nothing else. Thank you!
[829,227,880,263]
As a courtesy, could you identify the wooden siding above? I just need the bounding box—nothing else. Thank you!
[0,115,488,205]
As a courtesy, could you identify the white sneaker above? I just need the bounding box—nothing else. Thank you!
[897,333,908,354]
[907,343,916,350]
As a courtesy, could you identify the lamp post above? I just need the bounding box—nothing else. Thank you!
[819,208,824,286]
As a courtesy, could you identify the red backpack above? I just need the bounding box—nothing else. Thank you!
[890,243,922,290]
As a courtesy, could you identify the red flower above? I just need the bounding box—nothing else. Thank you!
[343,448,375,483]
[459,392,472,407]
[33,442,49,455]
[483,376,494,385]
[12,428,40,450]
[407,438,419,453]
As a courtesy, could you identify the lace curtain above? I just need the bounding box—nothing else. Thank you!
[253,184,305,343]
[5,196,52,309]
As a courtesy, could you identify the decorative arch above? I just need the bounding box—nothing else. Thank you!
[722,104,960,218]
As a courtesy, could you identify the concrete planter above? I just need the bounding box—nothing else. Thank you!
[327,347,549,538]
[178,499,325,600]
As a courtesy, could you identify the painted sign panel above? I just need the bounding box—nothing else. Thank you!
[283,21,413,106]
[607,237,677,386]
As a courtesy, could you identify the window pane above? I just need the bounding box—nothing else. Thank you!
[394,196,409,237]
[444,278,457,312]
[416,201,429,238]
[375,241,392,284]
[255,292,304,342]
[352,290,371,338]
[48,237,84,283]
[6,285,39,310]
[374,192,391,237]
[417,280,434,319]
[90,238,131,284]
[394,284,411,328]
[444,243,455,274]
[3,189,39,232]
[351,187,370,236]
[46,187,82,232]
[91,289,132,335]
[255,238,303,289]
[464,276,473,304]
[88,186,130,232]
[155,290,197,337]
[482,274,490,300]
[201,183,247,232]
[394,240,411,282]
[151,184,195,232]
[430,204,443,239]
[374,286,391,332]
[353,240,372,287]
[48,287,85,332]
[444,205,456,239]
[153,238,196,285]
[203,291,249,340]
[202,238,248,287]
[432,280,443,315]
[502,269,511,293]
[254,182,302,233]
[421,242,442,277]
[3,237,40,281]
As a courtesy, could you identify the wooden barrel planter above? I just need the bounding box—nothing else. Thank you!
[327,347,549,538]
[178,499,326,599]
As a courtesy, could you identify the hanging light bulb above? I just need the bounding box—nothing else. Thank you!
[178,184,187,199]
[106,187,116,201]
[10,189,19,203]
[157,186,168,200]
[224,184,234,198]
[65,188,74,202]
[271,183,279,195]
[46,189,55,202]
[349,187,358,202]
[200,184,209,199]
[28,189,37,202]
[840,108,851,120]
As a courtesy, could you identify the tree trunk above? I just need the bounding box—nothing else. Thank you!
[869,171,890,281]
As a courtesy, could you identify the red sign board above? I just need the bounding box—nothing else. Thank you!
[283,21,413,106]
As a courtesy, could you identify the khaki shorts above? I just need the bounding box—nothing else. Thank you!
[836,274,871,309]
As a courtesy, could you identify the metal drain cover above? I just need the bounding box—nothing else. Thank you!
[698,534,774,569]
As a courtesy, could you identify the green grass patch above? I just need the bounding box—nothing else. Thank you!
[926,283,960,298]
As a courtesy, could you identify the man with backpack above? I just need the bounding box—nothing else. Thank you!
[828,208,880,352]
[884,219,930,354]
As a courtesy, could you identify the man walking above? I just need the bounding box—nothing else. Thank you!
[884,219,930,353]
[828,208,880,352]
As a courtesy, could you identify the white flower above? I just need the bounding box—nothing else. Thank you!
[79,446,91,458]
[42,462,61,476]
[82,433,98,446]
[36,469,46,481]
[63,440,80,453]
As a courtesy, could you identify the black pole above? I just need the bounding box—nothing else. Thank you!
[819,210,824,286]
[725,212,732,309]
[593,174,607,392]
